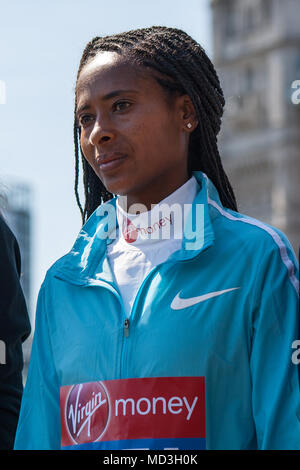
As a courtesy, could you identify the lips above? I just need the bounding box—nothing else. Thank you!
[96,152,128,171]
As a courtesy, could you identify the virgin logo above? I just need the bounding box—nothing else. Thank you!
[65,382,110,444]
[122,217,138,243]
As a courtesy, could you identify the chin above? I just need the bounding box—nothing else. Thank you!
[100,176,133,197]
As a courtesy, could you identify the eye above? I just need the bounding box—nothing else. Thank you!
[78,114,94,127]
[113,100,131,112]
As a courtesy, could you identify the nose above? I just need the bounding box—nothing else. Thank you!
[89,118,114,146]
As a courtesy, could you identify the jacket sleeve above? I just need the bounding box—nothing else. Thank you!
[0,217,31,450]
[250,233,300,449]
[14,283,61,450]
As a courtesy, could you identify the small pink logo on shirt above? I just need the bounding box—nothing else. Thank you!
[122,217,138,243]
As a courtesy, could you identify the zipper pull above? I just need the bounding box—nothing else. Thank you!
[124,318,130,338]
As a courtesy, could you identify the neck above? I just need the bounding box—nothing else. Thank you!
[120,174,190,214]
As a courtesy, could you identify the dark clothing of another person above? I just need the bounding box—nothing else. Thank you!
[0,216,31,449]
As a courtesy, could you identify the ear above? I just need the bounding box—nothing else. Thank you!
[177,94,198,132]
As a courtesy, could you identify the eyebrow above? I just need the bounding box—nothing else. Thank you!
[76,89,137,115]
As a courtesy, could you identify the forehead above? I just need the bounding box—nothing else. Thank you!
[76,51,158,104]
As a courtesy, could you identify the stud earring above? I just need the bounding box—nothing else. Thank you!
[186,123,192,129]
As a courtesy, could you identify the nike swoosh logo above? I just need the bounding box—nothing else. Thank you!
[171,287,240,310]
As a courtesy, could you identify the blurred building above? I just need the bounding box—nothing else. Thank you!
[211,0,300,252]
[1,181,32,379]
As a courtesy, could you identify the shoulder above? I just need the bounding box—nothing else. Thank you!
[0,215,21,273]
[210,204,298,292]
[40,253,72,287]
[211,204,296,255]
[38,198,118,287]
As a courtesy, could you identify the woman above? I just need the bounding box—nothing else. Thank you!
[14,26,299,450]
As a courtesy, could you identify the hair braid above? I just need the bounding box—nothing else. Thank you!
[74,26,238,224]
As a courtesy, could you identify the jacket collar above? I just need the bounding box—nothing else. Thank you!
[54,171,221,285]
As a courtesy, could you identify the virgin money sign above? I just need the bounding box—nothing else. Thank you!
[60,376,205,450]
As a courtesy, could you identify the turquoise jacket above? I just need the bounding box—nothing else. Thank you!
[14,171,300,450]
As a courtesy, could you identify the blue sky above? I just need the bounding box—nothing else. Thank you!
[0,0,212,317]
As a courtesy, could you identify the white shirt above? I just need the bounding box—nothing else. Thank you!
[106,175,199,316]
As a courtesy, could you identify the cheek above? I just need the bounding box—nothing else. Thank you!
[132,114,174,151]
[79,131,93,160]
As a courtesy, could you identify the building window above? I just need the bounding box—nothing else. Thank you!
[245,65,254,93]
[261,0,273,23]
[245,6,256,32]
[225,0,237,37]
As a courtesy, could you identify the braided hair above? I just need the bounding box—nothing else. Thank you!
[74,26,238,223]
